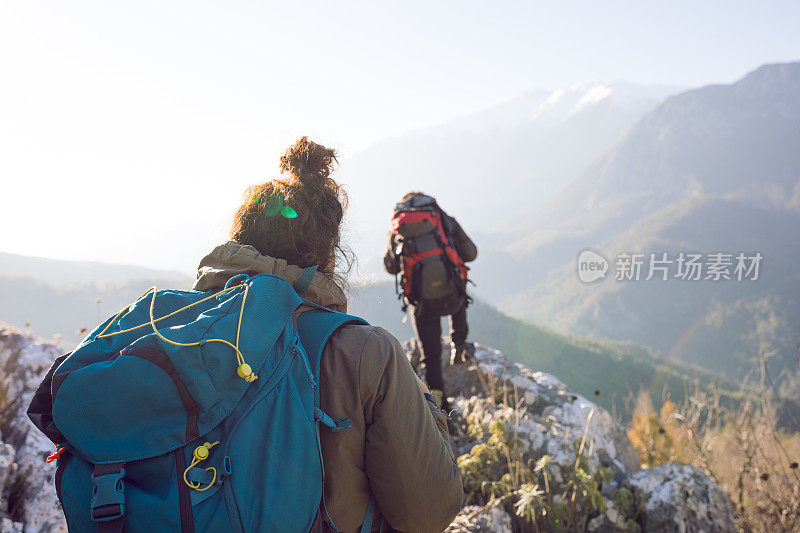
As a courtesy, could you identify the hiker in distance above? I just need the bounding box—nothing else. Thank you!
[383,192,478,414]
[29,138,462,533]
[192,139,464,531]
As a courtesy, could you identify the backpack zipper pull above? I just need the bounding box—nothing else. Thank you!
[46,444,66,464]
[296,344,317,389]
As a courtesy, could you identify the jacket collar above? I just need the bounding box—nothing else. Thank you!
[193,241,347,313]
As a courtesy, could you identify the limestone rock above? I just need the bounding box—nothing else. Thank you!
[406,339,736,532]
[0,326,66,532]
[628,463,736,533]
[0,518,24,533]
[445,501,512,533]
[450,343,640,476]
[587,501,635,532]
[0,443,18,518]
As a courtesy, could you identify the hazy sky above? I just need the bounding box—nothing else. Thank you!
[1,1,798,273]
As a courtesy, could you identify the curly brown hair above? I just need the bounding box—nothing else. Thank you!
[230,137,353,290]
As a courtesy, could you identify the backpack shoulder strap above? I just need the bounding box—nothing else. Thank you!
[296,309,372,531]
[296,309,369,417]
[296,309,368,368]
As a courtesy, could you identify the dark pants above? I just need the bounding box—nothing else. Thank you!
[410,303,468,394]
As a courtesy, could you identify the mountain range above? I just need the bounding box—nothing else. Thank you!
[496,62,800,386]
[338,81,682,276]
[341,61,800,394]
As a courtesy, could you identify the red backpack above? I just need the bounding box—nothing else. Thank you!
[390,195,468,316]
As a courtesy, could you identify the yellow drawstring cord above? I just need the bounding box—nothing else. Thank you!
[97,285,239,338]
[183,441,220,491]
[96,283,258,383]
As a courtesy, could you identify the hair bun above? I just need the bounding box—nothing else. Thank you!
[279,136,337,188]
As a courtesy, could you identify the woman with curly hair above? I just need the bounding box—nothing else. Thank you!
[193,137,463,532]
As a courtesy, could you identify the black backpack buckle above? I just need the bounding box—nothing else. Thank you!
[91,467,126,522]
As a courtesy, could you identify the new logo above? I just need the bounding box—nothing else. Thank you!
[577,250,608,283]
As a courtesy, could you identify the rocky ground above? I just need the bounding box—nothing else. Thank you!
[0,327,66,532]
[0,326,736,532]
[407,340,737,532]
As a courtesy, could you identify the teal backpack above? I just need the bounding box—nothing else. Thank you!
[27,271,377,532]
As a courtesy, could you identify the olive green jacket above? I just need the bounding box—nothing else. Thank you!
[193,242,463,532]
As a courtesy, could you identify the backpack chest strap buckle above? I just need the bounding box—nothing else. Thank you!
[91,465,126,522]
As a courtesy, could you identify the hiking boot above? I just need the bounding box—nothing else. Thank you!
[449,342,475,365]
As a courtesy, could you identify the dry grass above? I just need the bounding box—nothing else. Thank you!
[628,349,800,532]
